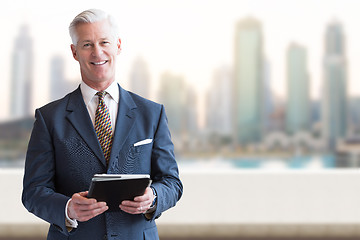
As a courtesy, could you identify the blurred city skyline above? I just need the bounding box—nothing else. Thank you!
[4,0,360,169]
[2,0,360,123]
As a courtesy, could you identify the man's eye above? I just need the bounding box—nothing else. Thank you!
[102,41,110,45]
[83,43,91,47]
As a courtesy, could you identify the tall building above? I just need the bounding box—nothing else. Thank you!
[129,56,151,99]
[263,59,277,132]
[50,55,78,102]
[286,43,310,134]
[348,97,360,137]
[10,25,34,118]
[158,72,186,135]
[233,17,264,145]
[206,65,233,136]
[50,55,67,101]
[322,20,348,150]
[184,86,198,135]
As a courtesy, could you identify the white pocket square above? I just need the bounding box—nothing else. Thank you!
[134,139,153,147]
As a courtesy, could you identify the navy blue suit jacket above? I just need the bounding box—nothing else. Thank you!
[22,84,183,240]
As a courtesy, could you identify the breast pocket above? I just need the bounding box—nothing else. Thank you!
[128,142,153,161]
[123,142,153,173]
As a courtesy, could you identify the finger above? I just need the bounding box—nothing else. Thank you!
[121,200,139,207]
[122,197,152,207]
[120,205,143,214]
[120,201,150,212]
[133,195,150,202]
[76,201,107,213]
[72,193,97,205]
[79,191,89,197]
[120,202,151,214]
[77,205,108,222]
[74,202,108,216]
[70,197,105,213]
[119,203,138,213]
[134,187,152,202]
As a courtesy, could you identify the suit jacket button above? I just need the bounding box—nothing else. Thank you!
[103,234,107,240]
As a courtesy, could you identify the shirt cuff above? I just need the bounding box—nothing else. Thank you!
[65,199,78,228]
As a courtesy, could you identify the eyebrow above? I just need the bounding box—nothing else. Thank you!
[81,38,110,43]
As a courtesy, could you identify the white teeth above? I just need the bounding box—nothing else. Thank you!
[92,61,107,65]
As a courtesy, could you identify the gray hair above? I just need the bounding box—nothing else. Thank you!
[69,9,119,45]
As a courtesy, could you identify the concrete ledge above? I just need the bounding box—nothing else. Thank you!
[3,169,360,238]
[158,224,360,238]
[0,224,48,238]
[2,223,360,238]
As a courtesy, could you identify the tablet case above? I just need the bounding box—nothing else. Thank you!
[88,174,151,212]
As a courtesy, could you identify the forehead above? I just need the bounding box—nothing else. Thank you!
[75,20,114,41]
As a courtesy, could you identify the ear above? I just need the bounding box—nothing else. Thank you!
[117,38,122,55]
[70,44,78,61]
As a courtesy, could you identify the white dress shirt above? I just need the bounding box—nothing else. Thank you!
[80,80,119,131]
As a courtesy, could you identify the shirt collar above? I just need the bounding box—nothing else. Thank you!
[80,81,119,106]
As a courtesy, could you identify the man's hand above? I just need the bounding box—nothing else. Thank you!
[67,191,108,222]
[120,187,154,214]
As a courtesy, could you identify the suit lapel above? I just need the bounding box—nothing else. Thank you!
[110,85,137,161]
[66,87,107,167]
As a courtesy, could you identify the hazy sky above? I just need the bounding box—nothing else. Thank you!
[1,0,360,120]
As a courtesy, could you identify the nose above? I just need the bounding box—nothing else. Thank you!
[92,44,103,57]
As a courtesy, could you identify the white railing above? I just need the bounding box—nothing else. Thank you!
[1,168,360,238]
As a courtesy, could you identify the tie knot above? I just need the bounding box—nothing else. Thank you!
[96,91,107,100]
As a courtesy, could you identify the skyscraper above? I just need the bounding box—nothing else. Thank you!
[50,55,78,102]
[129,56,151,99]
[158,72,186,135]
[206,65,233,136]
[10,25,34,119]
[50,55,67,101]
[233,17,264,145]
[184,86,198,135]
[263,59,277,132]
[322,20,348,150]
[286,43,310,134]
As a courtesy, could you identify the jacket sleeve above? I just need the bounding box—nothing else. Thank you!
[148,105,183,220]
[22,109,71,236]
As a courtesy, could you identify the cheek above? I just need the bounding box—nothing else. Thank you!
[78,59,88,69]
[78,56,91,67]
[76,51,90,62]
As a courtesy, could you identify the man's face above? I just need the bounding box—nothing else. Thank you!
[71,20,121,89]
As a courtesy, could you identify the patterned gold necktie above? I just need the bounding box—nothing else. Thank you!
[95,91,113,165]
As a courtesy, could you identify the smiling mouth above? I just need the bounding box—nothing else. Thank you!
[91,60,108,65]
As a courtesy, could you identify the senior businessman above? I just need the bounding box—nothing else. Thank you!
[22,9,183,240]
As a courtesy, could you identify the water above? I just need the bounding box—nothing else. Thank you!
[0,155,337,170]
[178,155,336,170]
[0,159,25,168]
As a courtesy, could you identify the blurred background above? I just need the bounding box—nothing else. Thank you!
[1,0,360,239]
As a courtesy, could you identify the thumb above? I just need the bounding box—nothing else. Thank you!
[79,191,89,197]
